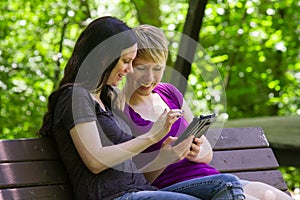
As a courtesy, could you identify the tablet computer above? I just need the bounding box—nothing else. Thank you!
[173,113,216,145]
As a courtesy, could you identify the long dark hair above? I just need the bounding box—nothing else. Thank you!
[38,16,137,137]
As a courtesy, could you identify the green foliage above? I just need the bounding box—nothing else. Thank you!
[0,0,298,134]
[280,166,300,190]
[0,0,90,138]
[192,0,300,119]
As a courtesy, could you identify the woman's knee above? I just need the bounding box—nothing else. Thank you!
[216,174,243,186]
[212,174,245,200]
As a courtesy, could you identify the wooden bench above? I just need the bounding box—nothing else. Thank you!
[209,127,289,193]
[0,127,289,199]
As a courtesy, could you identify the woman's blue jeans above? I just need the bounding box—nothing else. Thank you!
[114,190,200,200]
[114,174,245,200]
[162,174,245,200]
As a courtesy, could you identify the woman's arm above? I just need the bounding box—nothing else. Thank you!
[70,109,182,174]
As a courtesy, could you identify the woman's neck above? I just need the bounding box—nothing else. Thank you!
[128,92,170,121]
[128,91,151,106]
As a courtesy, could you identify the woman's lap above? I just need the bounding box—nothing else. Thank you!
[114,190,200,200]
[161,174,245,200]
[115,174,246,200]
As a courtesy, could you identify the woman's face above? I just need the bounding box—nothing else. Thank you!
[126,57,165,96]
[107,44,137,87]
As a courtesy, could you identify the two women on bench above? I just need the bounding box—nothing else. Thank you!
[39,16,246,199]
[120,24,293,200]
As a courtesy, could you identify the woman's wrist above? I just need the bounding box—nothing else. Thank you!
[137,131,159,145]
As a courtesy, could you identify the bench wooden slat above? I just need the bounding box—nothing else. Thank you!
[0,137,58,162]
[210,127,269,150]
[231,170,288,191]
[0,161,68,188]
[0,185,73,200]
[211,148,279,172]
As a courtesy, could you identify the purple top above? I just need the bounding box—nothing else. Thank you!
[124,83,219,188]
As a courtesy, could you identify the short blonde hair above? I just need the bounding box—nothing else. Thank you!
[132,24,168,65]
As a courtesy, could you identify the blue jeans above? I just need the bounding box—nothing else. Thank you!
[114,190,200,200]
[115,174,245,200]
[162,174,245,200]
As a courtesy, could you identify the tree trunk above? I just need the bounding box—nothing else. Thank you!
[172,0,208,94]
[131,0,161,26]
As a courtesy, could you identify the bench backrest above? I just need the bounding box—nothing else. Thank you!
[0,137,73,199]
[0,127,289,199]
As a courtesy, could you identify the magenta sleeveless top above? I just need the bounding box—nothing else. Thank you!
[123,83,219,189]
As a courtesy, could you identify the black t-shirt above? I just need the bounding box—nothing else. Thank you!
[52,86,156,200]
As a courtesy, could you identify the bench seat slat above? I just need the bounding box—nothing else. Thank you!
[0,185,73,200]
[0,138,59,162]
[0,161,69,188]
[210,127,269,150]
[210,148,279,172]
[231,170,288,191]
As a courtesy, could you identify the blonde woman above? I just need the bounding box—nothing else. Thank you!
[123,24,293,200]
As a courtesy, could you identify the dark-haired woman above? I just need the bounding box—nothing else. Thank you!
[38,16,201,200]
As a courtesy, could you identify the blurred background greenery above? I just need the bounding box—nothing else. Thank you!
[0,0,299,196]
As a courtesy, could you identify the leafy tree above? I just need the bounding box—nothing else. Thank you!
[195,0,300,118]
[1,0,299,139]
[1,0,299,135]
[0,0,90,138]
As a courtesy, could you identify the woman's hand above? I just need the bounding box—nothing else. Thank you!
[146,109,183,143]
[186,136,213,163]
[140,135,194,182]
[155,135,195,167]
[186,137,204,161]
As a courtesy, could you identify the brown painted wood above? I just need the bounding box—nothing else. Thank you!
[0,185,73,200]
[210,127,269,150]
[210,148,279,172]
[0,137,59,162]
[0,161,69,188]
[231,170,288,191]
